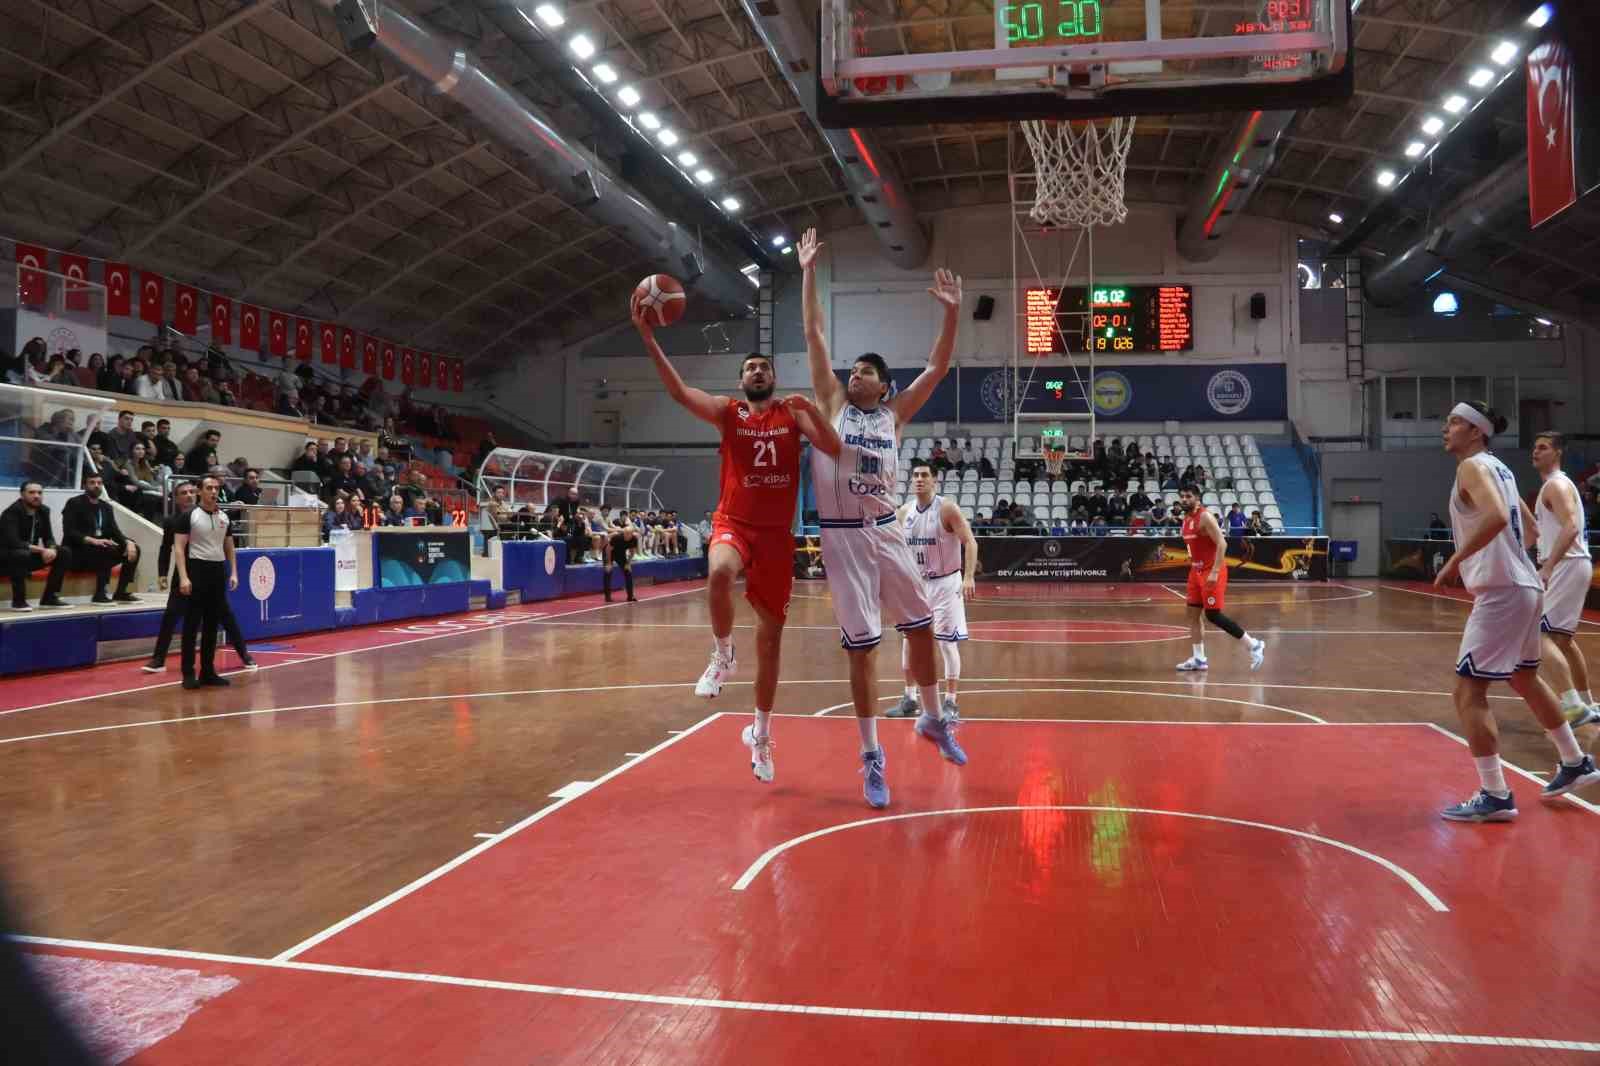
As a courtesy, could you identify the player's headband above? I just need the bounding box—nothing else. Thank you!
[1451,402,1493,437]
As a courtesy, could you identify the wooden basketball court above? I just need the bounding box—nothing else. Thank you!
[7,579,1600,1063]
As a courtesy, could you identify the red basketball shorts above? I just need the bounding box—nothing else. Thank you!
[1186,564,1227,611]
[709,516,794,621]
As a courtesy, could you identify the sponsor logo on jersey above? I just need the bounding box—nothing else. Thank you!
[843,432,894,450]
[735,426,791,438]
[906,535,939,547]
[848,478,888,497]
[742,473,793,488]
[736,404,751,420]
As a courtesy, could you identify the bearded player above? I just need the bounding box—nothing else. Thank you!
[1175,484,1266,672]
[632,292,841,784]
[800,227,966,809]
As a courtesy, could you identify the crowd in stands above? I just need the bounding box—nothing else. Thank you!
[476,484,689,564]
[972,492,1275,538]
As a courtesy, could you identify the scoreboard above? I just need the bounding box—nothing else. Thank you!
[1023,285,1194,354]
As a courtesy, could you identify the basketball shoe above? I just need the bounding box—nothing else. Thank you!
[1249,637,1266,671]
[1441,790,1517,822]
[916,712,967,766]
[1542,755,1600,798]
[741,723,775,783]
[1175,655,1208,671]
[885,694,918,718]
[695,647,736,698]
[861,749,890,808]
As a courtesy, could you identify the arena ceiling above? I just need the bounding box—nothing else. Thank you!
[1,0,1595,370]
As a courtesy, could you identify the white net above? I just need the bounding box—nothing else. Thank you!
[1019,117,1137,228]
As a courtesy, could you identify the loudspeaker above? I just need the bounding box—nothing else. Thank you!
[1250,292,1267,319]
[973,294,994,321]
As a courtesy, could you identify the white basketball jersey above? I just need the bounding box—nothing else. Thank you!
[1449,452,1540,592]
[1536,470,1590,563]
[904,496,962,578]
[811,403,899,522]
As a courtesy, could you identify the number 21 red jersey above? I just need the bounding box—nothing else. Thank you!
[715,398,802,529]
[1181,508,1219,571]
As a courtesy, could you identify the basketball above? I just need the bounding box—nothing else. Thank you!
[633,273,686,327]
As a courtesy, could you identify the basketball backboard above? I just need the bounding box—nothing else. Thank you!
[817,0,1352,127]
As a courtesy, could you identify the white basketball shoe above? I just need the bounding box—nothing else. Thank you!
[741,723,775,783]
[695,647,737,698]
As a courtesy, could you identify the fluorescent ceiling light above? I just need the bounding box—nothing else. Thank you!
[1328,213,1343,224]
[617,85,640,107]
[657,129,679,147]
[1527,4,1553,29]
[693,168,714,184]
[637,111,661,131]
[568,34,596,60]
[781,245,794,255]
[592,63,618,84]
[1421,115,1445,136]
[771,235,789,248]
[676,151,698,167]
[533,4,564,27]
[1376,169,1397,188]
[1468,67,1495,88]
[1491,41,1518,65]
[1442,94,1468,114]
[1404,140,1426,158]
[721,196,741,211]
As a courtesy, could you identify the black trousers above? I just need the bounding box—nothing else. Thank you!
[152,576,248,666]
[5,546,70,604]
[180,559,229,679]
[73,541,137,596]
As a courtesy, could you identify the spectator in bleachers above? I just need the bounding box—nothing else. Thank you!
[1068,511,1089,535]
[322,495,365,539]
[84,353,104,382]
[121,443,164,520]
[380,417,411,460]
[1128,512,1149,536]
[1156,506,1181,534]
[1089,512,1109,536]
[97,410,140,463]
[135,361,174,401]
[1085,488,1108,520]
[1246,510,1270,536]
[185,430,222,475]
[29,355,73,387]
[382,493,412,527]
[1106,490,1129,527]
[148,420,178,468]
[291,441,320,476]
[929,443,950,474]
[277,388,307,418]
[324,456,357,502]
[1128,486,1152,514]
[1227,503,1248,535]
[1428,512,1450,540]
[62,470,140,603]
[2,481,70,610]
[479,486,510,554]
[977,454,996,479]
[1007,504,1034,535]
[97,355,125,393]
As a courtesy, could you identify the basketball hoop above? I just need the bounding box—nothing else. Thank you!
[1043,441,1068,480]
[1020,117,1136,228]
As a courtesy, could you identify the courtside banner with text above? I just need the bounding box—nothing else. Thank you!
[837,362,1287,423]
[977,535,1327,582]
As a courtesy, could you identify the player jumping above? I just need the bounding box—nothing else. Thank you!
[799,226,966,808]
[1175,484,1266,672]
[887,460,978,720]
[632,292,842,784]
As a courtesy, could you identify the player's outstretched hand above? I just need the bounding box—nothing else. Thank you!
[798,228,823,270]
[929,268,963,309]
[629,291,654,339]
[782,394,820,418]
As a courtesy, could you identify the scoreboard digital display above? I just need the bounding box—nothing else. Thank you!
[1023,285,1194,354]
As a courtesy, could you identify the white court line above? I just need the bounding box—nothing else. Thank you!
[729,805,1448,910]
[1382,581,1600,628]
[547,781,593,800]
[1422,722,1600,816]
[272,712,724,961]
[473,833,496,840]
[0,583,708,718]
[812,687,1326,723]
[14,934,1598,1052]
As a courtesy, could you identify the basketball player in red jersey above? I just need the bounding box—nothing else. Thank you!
[1176,483,1266,672]
[632,293,842,783]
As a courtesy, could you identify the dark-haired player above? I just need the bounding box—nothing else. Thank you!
[633,293,841,784]
[1174,483,1265,672]
[1436,402,1600,822]
[800,227,967,808]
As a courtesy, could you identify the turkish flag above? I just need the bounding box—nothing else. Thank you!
[340,328,356,370]
[59,254,90,312]
[400,348,415,385]
[240,305,261,350]
[267,311,288,357]
[294,319,313,361]
[320,322,338,364]
[173,284,199,334]
[104,262,131,317]
[211,296,232,344]
[1529,38,1578,228]
[362,336,378,374]
[16,244,48,306]
[139,271,165,324]
[451,359,464,392]
[381,342,397,380]
[417,353,433,388]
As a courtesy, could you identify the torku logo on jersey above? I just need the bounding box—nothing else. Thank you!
[848,478,888,497]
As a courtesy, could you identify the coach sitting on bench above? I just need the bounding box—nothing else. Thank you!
[1,482,71,610]
[62,472,140,603]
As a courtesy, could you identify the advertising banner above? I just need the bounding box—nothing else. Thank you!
[976,535,1327,582]
[374,530,471,587]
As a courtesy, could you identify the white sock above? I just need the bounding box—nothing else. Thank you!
[1192,642,1206,660]
[754,710,771,739]
[857,715,879,753]
[904,684,918,701]
[1474,755,1510,797]
[1242,632,1254,645]
[919,684,940,719]
[1548,722,1584,765]
[1560,689,1585,713]
[715,635,733,660]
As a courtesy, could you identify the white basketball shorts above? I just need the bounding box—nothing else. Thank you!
[1541,556,1593,637]
[820,517,933,650]
[1457,585,1542,680]
[925,570,969,642]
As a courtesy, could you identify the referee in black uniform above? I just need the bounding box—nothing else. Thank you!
[143,481,255,674]
[174,475,240,689]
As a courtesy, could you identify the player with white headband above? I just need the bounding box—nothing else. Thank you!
[1435,401,1600,823]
